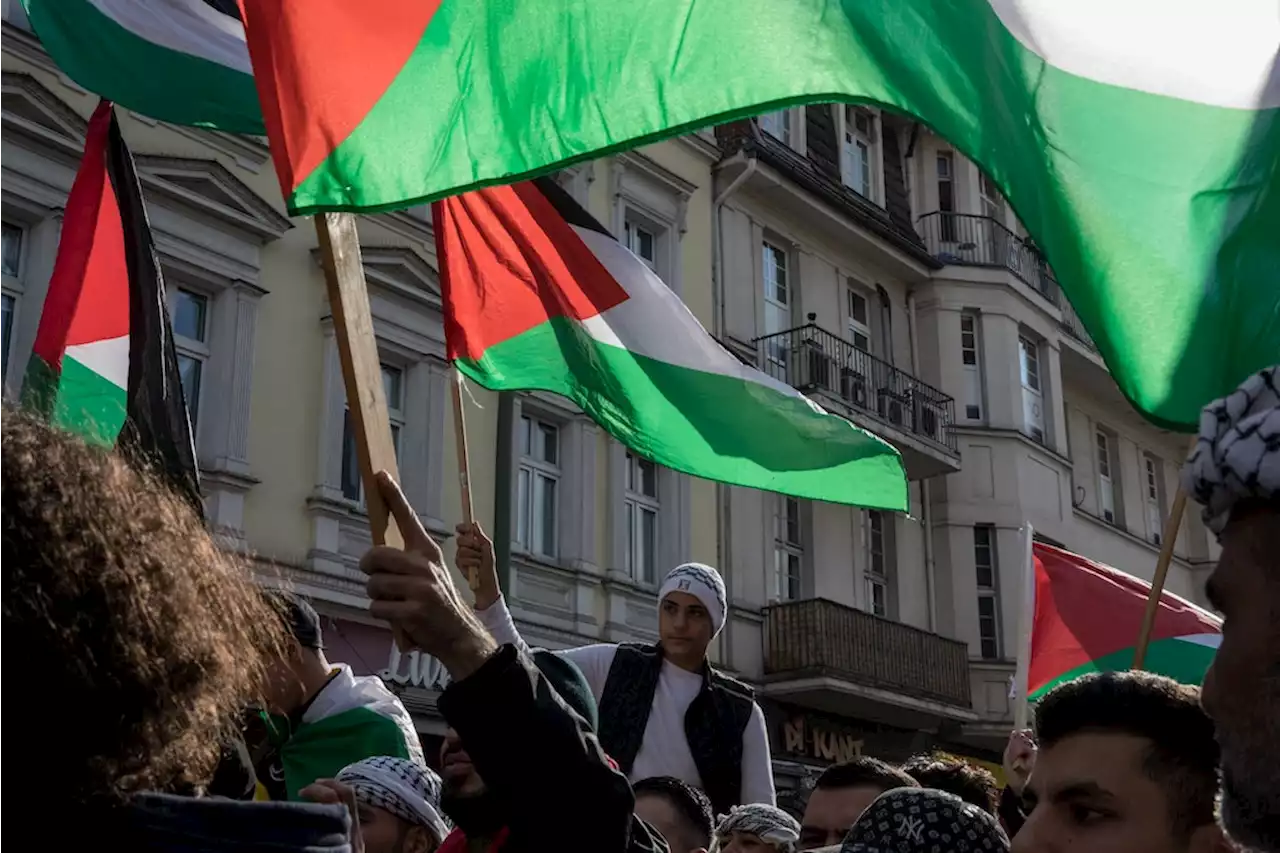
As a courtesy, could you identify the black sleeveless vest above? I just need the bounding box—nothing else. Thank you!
[596,642,755,815]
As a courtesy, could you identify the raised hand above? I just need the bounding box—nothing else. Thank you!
[1003,729,1037,795]
[360,471,497,681]
[455,521,500,610]
[300,778,364,853]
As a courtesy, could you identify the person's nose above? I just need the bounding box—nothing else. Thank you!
[1010,806,1053,853]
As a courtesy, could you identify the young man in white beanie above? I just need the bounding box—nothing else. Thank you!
[457,523,775,815]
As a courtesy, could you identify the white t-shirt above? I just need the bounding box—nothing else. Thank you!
[477,596,776,806]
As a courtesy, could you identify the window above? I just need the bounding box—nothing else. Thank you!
[960,312,982,420]
[762,241,791,379]
[2,222,21,278]
[846,288,871,352]
[624,451,659,584]
[759,111,792,147]
[865,510,888,617]
[517,414,560,558]
[624,220,657,272]
[773,495,803,601]
[1144,453,1165,545]
[979,172,1004,223]
[1095,428,1117,524]
[840,106,876,199]
[936,152,955,241]
[974,525,1000,660]
[170,288,209,432]
[341,364,404,504]
[1018,335,1045,443]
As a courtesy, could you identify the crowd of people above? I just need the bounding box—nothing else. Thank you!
[3,365,1276,853]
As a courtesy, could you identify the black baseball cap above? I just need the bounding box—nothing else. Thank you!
[840,787,1009,853]
[265,589,325,650]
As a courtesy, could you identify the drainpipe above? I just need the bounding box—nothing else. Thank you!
[711,156,756,667]
[907,289,938,632]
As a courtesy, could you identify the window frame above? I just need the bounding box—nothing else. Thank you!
[516,412,562,559]
[340,362,406,506]
[169,286,212,436]
[761,240,792,379]
[1143,452,1166,545]
[624,450,661,585]
[773,495,804,602]
[623,219,658,272]
[974,524,1001,660]
[1095,427,1118,525]
[865,510,888,617]
[959,312,984,421]
[839,105,880,202]
[845,286,872,353]
[1,221,24,385]
[1018,334,1046,444]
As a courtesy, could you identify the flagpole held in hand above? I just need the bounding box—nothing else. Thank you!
[450,369,479,592]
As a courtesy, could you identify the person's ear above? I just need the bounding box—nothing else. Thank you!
[403,825,438,853]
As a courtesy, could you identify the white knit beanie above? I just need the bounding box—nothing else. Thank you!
[658,563,727,636]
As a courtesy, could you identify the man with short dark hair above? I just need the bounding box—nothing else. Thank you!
[1183,365,1280,853]
[900,753,999,814]
[799,758,919,850]
[1013,671,1225,853]
[633,777,714,853]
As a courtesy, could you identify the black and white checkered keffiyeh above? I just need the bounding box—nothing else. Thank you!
[336,756,449,844]
[1183,366,1280,535]
[714,803,801,852]
[839,787,1008,853]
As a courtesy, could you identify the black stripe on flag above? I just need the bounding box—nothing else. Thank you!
[103,106,203,513]
[532,177,614,239]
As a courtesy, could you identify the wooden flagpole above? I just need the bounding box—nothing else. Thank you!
[450,370,479,591]
[1132,436,1198,670]
[1013,522,1036,732]
[314,213,403,550]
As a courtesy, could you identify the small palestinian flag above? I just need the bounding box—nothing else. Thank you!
[1028,542,1221,700]
[22,100,200,508]
[23,0,260,134]
[433,179,907,509]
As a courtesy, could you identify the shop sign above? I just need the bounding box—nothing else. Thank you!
[782,715,866,765]
[379,643,451,690]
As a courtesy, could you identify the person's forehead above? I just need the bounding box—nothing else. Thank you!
[663,591,705,609]
[1032,731,1155,795]
[804,785,884,822]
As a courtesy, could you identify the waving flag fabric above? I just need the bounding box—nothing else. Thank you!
[435,178,908,509]
[23,0,261,134]
[236,0,1278,432]
[1028,543,1222,700]
[21,100,201,508]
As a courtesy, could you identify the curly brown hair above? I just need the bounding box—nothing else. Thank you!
[1,407,285,806]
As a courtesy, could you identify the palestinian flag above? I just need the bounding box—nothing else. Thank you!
[23,0,261,134]
[22,100,201,508]
[238,0,1278,431]
[434,179,907,509]
[1028,543,1222,700]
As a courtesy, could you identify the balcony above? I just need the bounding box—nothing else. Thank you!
[762,598,974,724]
[753,323,959,479]
[917,212,1058,303]
[1058,295,1098,352]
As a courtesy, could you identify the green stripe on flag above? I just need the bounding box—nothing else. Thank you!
[274,0,1277,431]
[1029,637,1219,701]
[25,0,263,134]
[458,317,908,511]
[52,355,128,447]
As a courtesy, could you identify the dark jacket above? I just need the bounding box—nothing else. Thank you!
[596,642,755,815]
[118,792,352,852]
[438,643,667,853]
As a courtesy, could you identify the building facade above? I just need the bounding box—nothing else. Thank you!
[3,8,1218,796]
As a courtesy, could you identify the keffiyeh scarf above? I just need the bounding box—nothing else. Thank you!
[714,803,801,853]
[336,756,450,844]
[1183,366,1280,534]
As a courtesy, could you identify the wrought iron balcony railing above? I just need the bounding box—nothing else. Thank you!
[764,598,972,708]
[753,323,957,453]
[917,212,1058,302]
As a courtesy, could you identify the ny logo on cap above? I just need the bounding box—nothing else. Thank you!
[678,580,691,591]
[895,815,924,843]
